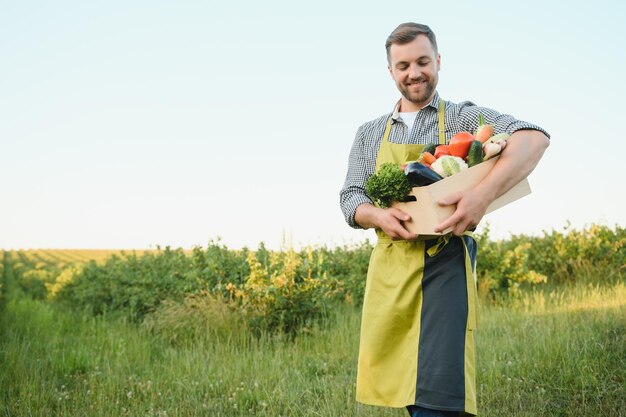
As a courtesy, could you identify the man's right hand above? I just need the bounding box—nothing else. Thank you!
[354,203,417,240]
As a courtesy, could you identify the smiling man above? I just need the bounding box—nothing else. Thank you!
[339,23,549,416]
[389,34,439,111]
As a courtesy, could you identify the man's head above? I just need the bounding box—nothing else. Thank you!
[385,23,438,63]
[386,23,440,111]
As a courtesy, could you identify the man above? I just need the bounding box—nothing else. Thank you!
[339,23,549,417]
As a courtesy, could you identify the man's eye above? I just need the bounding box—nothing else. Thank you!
[398,65,408,70]
[418,61,430,66]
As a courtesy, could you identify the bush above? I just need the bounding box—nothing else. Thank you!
[474,223,624,299]
[7,223,624,336]
[142,291,245,346]
[234,249,338,337]
[522,223,625,284]
[54,248,199,320]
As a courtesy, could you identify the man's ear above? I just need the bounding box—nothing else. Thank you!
[388,65,394,80]
[436,54,441,71]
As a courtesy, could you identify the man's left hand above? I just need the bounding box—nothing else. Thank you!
[433,129,550,236]
[434,187,493,236]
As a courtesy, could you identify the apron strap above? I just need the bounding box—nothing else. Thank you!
[383,97,445,147]
[375,118,394,172]
[425,233,451,257]
[382,117,392,144]
[438,98,446,145]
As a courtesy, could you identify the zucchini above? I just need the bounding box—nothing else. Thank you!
[422,143,437,155]
[467,140,484,167]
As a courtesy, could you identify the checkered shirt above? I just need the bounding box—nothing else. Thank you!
[339,91,550,228]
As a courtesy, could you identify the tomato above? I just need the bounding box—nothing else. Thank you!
[448,132,475,159]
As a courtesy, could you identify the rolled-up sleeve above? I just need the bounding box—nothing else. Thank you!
[457,102,550,139]
[339,125,375,229]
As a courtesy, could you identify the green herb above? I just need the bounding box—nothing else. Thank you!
[365,162,411,208]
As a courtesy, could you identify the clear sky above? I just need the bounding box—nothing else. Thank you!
[1,0,625,250]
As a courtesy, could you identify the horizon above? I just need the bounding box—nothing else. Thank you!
[2,0,625,251]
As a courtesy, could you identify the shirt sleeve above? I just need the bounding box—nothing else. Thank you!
[339,124,375,229]
[456,101,550,139]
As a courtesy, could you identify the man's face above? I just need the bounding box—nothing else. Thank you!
[388,35,440,110]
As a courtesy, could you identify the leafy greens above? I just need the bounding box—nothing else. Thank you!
[365,162,411,208]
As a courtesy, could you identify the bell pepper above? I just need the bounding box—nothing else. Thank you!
[448,132,475,159]
[434,145,451,159]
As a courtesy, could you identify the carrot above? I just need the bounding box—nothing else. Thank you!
[419,151,436,165]
[475,124,494,143]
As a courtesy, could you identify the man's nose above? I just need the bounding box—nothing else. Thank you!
[408,64,420,79]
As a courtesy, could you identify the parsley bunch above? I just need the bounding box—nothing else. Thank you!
[365,162,411,208]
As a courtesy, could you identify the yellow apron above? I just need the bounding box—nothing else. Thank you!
[355,99,479,415]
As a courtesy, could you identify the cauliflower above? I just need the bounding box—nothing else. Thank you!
[431,155,468,177]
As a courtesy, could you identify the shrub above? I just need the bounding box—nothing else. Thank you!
[234,249,337,336]
[142,291,245,346]
[54,248,199,320]
[475,226,548,299]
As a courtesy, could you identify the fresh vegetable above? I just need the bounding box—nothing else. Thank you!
[365,162,412,208]
[475,124,494,143]
[448,132,475,158]
[423,143,438,155]
[467,140,484,167]
[484,132,510,145]
[404,162,443,186]
[378,117,516,192]
[481,133,510,160]
[434,145,451,159]
[417,151,436,165]
[483,142,501,160]
[431,155,468,177]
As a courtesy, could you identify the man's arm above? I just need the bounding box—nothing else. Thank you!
[341,117,417,240]
[434,129,550,236]
[340,119,417,240]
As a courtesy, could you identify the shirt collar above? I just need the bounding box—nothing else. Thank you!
[391,91,441,123]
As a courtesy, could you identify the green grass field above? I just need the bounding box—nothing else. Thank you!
[1,278,624,417]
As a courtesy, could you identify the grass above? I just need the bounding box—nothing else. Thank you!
[1,282,624,416]
[478,284,626,416]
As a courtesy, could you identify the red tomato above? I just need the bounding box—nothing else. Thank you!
[448,132,475,158]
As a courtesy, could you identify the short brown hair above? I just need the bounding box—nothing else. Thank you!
[385,22,438,62]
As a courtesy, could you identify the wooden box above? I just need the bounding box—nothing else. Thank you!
[391,156,531,236]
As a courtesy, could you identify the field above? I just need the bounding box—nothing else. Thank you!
[1,225,624,416]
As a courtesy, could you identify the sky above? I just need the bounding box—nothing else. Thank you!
[1,0,625,250]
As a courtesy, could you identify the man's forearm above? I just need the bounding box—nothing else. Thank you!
[354,203,381,229]
[474,129,550,201]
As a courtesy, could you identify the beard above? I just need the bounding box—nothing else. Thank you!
[398,76,437,107]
